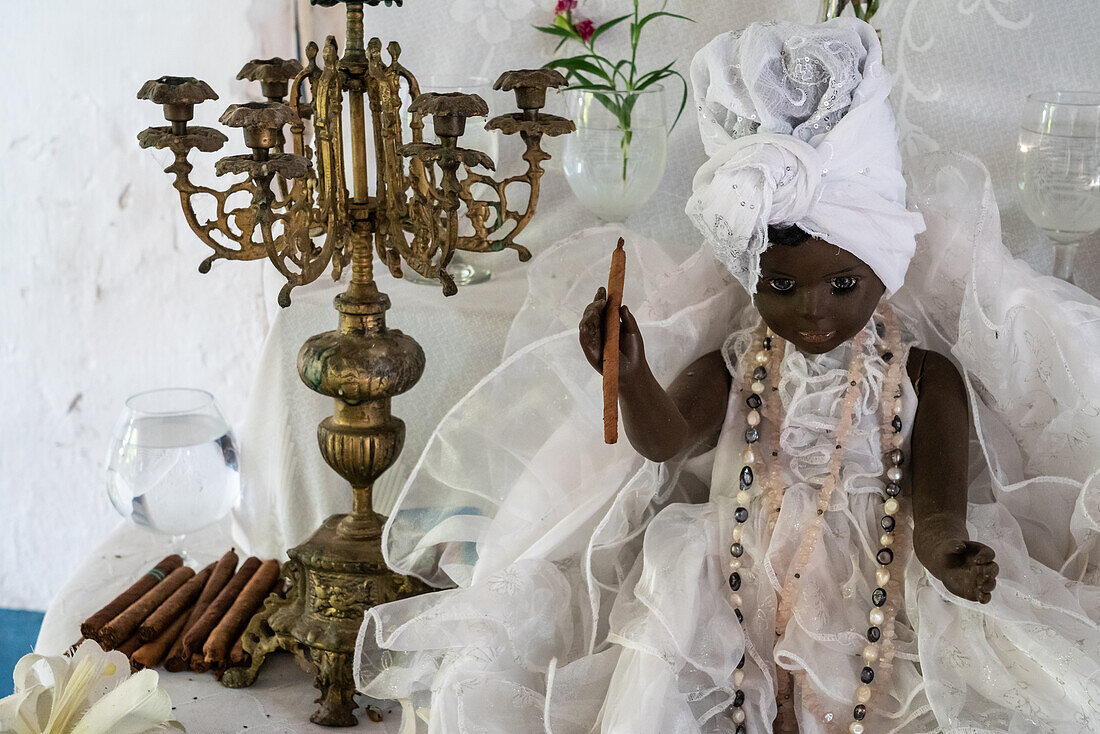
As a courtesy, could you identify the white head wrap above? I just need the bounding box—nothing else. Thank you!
[686,18,926,296]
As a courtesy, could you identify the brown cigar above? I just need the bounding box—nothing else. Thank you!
[131,603,192,671]
[603,238,627,444]
[180,557,261,659]
[190,651,210,673]
[203,559,280,665]
[80,555,183,640]
[213,635,251,681]
[98,566,195,649]
[138,562,214,642]
[65,637,85,657]
[228,635,250,669]
[116,631,144,660]
[164,549,238,672]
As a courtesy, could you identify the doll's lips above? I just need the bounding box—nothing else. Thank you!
[798,330,836,343]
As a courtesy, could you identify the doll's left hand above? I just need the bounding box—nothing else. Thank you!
[914,519,998,604]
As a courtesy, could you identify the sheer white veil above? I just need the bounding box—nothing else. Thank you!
[896,150,1100,576]
[353,17,1100,729]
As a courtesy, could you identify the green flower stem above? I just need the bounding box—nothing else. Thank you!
[536,0,692,184]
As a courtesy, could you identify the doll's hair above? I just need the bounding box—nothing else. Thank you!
[767,224,812,247]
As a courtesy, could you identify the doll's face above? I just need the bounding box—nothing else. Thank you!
[755,237,885,354]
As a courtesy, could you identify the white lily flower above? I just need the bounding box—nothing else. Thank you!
[0,640,184,734]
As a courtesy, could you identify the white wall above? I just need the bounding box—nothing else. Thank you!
[0,1,295,610]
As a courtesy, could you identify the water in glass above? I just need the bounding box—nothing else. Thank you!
[563,86,669,222]
[107,389,239,542]
[1017,129,1100,243]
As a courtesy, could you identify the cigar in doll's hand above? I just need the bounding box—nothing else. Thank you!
[80,554,182,641]
[179,557,261,660]
[164,549,238,672]
[203,559,280,665]
[98,565,195,649]
[603,238,627,444]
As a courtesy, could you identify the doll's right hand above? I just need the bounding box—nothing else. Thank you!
[579,287,647,381]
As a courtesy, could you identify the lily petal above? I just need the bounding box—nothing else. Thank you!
[70,669,178,734]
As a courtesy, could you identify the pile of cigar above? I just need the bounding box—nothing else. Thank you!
[77,550,281,675]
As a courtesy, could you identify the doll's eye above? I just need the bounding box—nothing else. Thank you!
[768,278,795,293]
[830,275,858,292]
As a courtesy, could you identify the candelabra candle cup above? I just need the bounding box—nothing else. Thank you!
[106,389,240,561]
[1016,90,1100,284]
[237,57,304,103]
[137,75,219,137]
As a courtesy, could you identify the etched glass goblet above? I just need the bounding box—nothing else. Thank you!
[106,388,240,559]
[1016,91,1100,283]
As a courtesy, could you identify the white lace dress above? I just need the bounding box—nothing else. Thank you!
[354,154,1100,733]
[600,315,923,733]
[603,316,1099,734]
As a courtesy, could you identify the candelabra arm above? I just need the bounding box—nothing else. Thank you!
[311,38,353,277]
[456,103,572,259]
[164,151,269,272]
[289,69,311,160]
[455,137,551,261]
[255,178,337,307]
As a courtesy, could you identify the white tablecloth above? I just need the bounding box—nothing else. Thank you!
[35,519,402,733]
[229,250,532,560]
[228,168,639,560]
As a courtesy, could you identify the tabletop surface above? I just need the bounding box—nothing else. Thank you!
[36,519,403,733]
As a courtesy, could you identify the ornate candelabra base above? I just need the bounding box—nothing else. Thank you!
[220,280,431,726]
[222,513,429,726]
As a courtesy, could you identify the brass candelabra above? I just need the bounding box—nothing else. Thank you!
[136,0,572,726]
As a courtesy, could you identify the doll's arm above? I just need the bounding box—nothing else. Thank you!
[580,288,731,462]
[907,348,999,603]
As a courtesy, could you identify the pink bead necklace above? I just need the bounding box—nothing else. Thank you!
[726,310,909,734]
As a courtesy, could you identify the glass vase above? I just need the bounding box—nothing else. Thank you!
[562,86,669,223]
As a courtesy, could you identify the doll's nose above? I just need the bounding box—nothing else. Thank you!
[796,287,826,322]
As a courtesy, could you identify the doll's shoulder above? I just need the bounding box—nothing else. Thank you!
[906,347,965,403]
[675,350,731,386]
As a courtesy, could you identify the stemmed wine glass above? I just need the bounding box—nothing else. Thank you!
[106,388,240,559]
[1016,91,1100,283]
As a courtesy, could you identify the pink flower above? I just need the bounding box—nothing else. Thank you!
[575,18,595,42]
[554,0,577,15]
